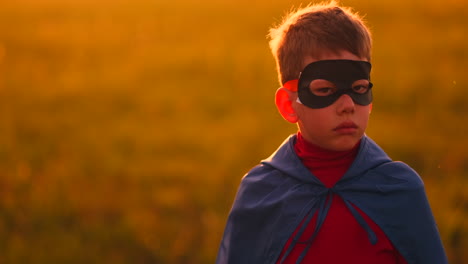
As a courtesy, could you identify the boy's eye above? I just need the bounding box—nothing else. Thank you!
[314,87,337,96]
[352,85,369,94]
[352,80,371,94]
[310,79,337,96]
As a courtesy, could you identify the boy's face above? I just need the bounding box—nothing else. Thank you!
[293,50,371,151]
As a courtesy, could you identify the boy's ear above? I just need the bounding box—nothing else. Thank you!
[275,87,299,123]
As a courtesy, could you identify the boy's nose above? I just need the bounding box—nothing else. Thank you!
[336,94,355,113]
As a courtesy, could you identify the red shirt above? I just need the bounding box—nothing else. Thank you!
[276,133,407,264]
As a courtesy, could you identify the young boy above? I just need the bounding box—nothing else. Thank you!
[216,2,448,264]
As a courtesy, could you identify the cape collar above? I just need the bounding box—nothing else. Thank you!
[261,134,392,186]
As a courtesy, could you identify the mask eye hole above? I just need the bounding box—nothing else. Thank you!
[352,80,372,94]
[309,79,337,96]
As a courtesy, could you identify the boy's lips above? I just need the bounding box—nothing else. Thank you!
[334,121,358,134]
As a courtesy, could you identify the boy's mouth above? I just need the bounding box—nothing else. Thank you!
[334,121,358,134]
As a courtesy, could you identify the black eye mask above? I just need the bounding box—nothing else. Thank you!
[297,60,373,109]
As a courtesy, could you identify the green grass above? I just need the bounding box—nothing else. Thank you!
[0,0,467,263]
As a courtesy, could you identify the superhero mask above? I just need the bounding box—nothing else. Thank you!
[284,60,373,109]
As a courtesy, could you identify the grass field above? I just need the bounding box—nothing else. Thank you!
[0,0,467,263]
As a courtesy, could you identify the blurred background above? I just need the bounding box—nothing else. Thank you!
[0,0,467,263]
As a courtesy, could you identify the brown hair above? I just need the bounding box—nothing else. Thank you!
[269,1,372,85]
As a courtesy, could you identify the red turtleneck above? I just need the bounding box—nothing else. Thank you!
[276,132,407,264]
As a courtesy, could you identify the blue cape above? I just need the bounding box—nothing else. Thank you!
[217,135,447,264]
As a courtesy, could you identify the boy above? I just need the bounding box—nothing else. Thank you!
[216,2,448,264]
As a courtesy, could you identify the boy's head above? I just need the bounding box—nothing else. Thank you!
[269,1,372,85]
[270,2,374,151]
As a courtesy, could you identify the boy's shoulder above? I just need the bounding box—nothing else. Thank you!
[236,163,292,200]
[347,136,425,189]
[376,161,423,182]
[364,159,425,192]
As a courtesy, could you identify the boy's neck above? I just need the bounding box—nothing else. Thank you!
[294,132,360,187]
